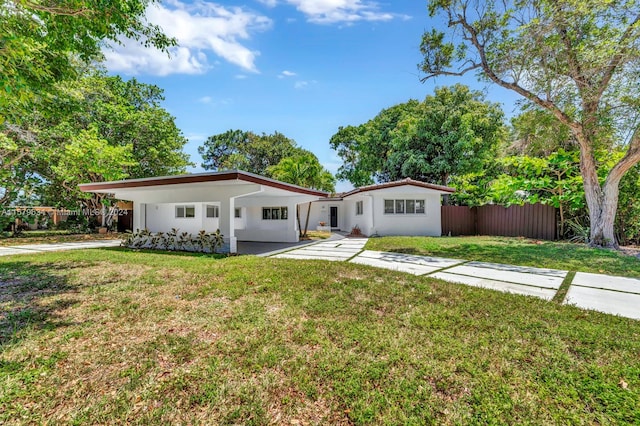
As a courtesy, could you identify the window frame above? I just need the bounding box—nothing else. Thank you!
[234,208,242,218]
[262,206,288,220]
[383,199,427,215]
[355,200,363,216]
[176,205,196,219]
[205,205,219,218]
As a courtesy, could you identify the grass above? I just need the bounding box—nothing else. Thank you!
[366,236,640,278]
[0,231,121,247]
[1,248,639,424]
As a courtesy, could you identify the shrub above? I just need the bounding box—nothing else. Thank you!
[122,228,225,253]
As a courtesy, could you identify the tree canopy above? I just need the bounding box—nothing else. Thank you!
[0,0,175,123]
[330,85,505,187]
[420,0,640,247]
[1,69,190,223]
[198,130,309,176]
[267,152,335,237]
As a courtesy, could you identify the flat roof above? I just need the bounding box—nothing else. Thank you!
[79,170,329,197]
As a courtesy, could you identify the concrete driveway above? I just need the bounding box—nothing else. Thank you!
[0,240,121,256]
[271,238,639,320]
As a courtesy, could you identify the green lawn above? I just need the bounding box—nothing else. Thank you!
[1,248,639,424]
[366,236,640,278]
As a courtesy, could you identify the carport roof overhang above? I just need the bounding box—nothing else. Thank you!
[79,170,329,198]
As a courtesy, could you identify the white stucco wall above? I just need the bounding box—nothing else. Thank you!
[366,187,442,236]
[301,186,445,237]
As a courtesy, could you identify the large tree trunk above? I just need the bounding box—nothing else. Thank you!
[578,140,618,248]
[579,131,640,249]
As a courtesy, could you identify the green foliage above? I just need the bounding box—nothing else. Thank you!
[122,228,226,253]
[0,0,176,123]
[330,85,506,186]
[267,153,335,193]
[198,130,308,176]
[1,69,190,223]
[267,152,335,237]
[420,0,640,247]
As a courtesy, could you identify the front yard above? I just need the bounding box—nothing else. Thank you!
[1,247,639,424]
[365,236,640,278]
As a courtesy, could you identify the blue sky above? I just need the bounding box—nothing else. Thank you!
[104,0,521,192]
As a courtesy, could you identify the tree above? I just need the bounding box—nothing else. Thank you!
[330,85,505,186]
[198,130,307,176]
[509,108,576,157]
[1,0,175,123]
[420,0,640,248]
[50,126,135,227]
[1,69,190,228]
[330,101,421,187]
[388,85,505,185]
[267,153,335,237]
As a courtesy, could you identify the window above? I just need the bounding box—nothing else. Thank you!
[384,199,426,214]
[176,205,195,218]
[406,200,415,214]
[356,200,363,216]
[262,207,288,220]
[234,208,242,218]
[384,200,394,214]
[206,205,219,218]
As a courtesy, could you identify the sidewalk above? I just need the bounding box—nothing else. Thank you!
[0,239,121,256]
[272,238,640,320]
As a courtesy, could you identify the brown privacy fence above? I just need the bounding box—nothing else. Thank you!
[441,203,557,240]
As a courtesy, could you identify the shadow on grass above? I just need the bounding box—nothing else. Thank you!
[99,246,227,259]
[0,261,81,348]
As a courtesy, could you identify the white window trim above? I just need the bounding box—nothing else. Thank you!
[262,206,289,220]
[383,199,426,215]
[176,205,196,219]
[355,200,363,216]
[205,205,219,218]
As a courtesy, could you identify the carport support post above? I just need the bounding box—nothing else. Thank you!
[220,197,237,253]
[133,202,146,231]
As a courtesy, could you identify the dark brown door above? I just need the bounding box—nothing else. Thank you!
[330,206,338,228]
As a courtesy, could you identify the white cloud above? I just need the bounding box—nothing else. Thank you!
[294,80,317,89]
[199,96,213,103]
[279,70,297,78]
[257,0,278,6]
[234,74,249,79]
[104,1,272,76]
[283,0,397,24]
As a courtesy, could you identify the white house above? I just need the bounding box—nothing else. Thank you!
[79,170,328,253]
[299,179,455,237]
[80,171,454,253]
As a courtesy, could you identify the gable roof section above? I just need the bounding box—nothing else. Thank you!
[79,170,329,197]
[341,178,455,197]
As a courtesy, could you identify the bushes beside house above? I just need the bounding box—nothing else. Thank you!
[122,228,225,253]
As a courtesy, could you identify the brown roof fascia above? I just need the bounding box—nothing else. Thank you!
[341,178,455,197]
[79,171,328,197]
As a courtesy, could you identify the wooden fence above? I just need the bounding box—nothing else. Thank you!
[441,203,557,240]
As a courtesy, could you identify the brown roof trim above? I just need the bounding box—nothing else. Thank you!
[79,170,329,197]
[341,178,455,197]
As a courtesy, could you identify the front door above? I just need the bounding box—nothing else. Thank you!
[330,206,338,228]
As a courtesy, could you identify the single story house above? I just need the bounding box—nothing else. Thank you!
[299,179,455,237]
[79,171,454,253]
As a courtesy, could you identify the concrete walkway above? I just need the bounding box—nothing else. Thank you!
[271,237,640,320]
[0,239,121,256]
